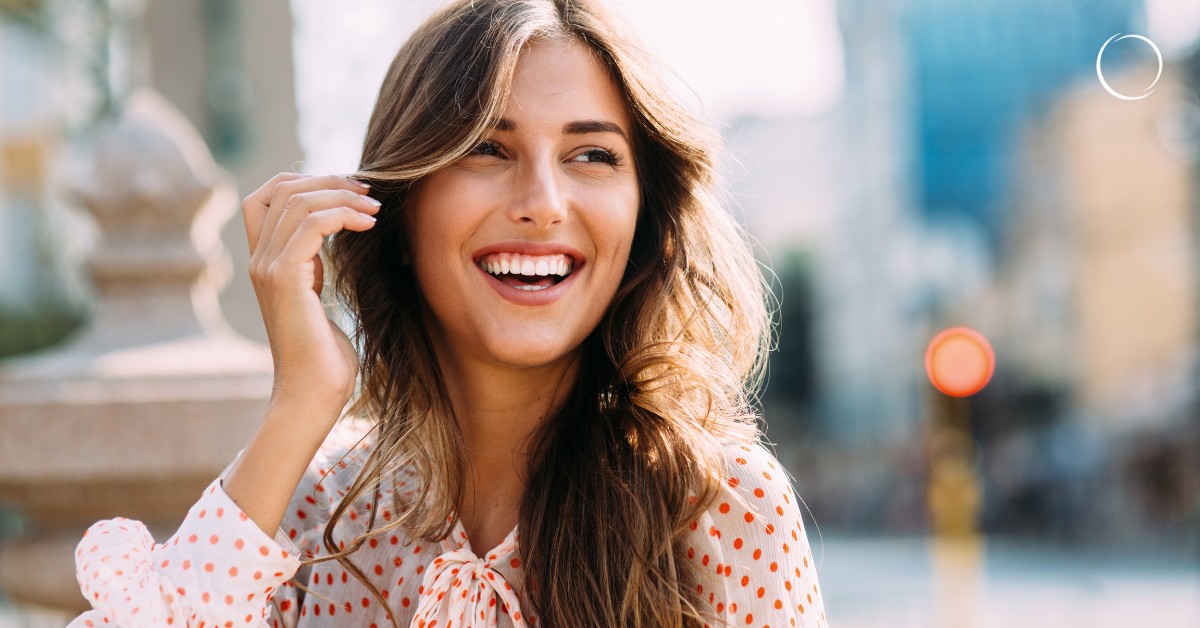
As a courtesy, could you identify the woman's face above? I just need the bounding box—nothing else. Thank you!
[404,37,640,371]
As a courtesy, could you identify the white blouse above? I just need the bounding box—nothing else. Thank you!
[70,419,829,627]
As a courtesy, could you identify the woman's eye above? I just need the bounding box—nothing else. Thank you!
[471,141,502,157]
[572,148,623,166]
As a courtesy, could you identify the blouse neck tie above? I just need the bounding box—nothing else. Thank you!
[410,524,529,627]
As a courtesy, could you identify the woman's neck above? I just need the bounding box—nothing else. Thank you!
[428,340,579,554]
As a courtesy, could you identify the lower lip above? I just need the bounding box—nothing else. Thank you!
[475,262,583,306]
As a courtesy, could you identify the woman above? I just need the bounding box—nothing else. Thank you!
[71,0,828,626]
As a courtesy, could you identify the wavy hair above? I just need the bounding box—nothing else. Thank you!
[315,1,775,626]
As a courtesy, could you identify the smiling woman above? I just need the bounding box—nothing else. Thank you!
[68,1,827,627]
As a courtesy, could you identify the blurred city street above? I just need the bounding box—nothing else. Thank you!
[816,535,1200,628]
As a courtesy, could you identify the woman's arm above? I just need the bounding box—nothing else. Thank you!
[70,478,302,628]
[223,172,380,537]
[68,172,382,626]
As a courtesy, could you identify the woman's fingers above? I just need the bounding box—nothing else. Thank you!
[267,207,377,288]
[241,172,309,253]
[242,173,369,254]
[257,188,381,268]
[261,176,371,254]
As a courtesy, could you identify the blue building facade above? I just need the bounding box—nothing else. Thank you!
[902,0,1139,253]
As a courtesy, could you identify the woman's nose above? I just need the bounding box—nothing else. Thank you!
[506,157,568,229]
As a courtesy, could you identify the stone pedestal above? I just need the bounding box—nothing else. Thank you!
[0,89,273,612]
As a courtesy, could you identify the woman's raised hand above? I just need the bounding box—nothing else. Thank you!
[242,173,380,409]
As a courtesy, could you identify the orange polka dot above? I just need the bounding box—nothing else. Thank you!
[719,502,730,514]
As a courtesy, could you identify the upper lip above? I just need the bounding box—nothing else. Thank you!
[472,241,587,266]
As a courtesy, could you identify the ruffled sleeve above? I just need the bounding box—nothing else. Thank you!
[688,441,829,628]
[71,479,301,628]
[69,418,373,628]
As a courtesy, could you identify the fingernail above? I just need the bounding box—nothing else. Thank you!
[352,179,371,189]
[364,195,381,206]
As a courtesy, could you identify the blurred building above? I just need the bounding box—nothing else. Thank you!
[725,0,925,451]
[986,57,1199,546]
[904,0,1137,251]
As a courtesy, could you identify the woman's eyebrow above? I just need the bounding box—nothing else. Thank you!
[563,120,628,141]
[489,118,628,141]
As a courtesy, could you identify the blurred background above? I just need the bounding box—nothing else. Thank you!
[1,0,1198,626]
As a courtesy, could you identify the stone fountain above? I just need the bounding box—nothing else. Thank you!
[0,89,274,613]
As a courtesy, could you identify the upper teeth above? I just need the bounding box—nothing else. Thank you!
[478,253,574,277]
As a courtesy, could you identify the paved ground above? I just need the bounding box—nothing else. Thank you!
[3,535,1197,627]
[814,535,1200,628]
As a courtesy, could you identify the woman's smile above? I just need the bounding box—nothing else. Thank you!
[471,241,587,304]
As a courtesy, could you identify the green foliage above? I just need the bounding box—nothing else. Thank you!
[0,306,84,358]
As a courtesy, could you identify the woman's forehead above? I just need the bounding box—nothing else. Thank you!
[497,38,632,138]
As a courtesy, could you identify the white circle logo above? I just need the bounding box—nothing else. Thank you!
[1096,33,1163,101]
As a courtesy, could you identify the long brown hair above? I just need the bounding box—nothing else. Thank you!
[317,1,774,625]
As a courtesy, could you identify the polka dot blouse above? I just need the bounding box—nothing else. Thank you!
[70,420,828,627]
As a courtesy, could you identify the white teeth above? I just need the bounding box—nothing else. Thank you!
[478,253,575,278]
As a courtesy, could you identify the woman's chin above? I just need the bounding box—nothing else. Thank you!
[483,336,580,370]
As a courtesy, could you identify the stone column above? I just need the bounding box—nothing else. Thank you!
[0,89,273,613]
